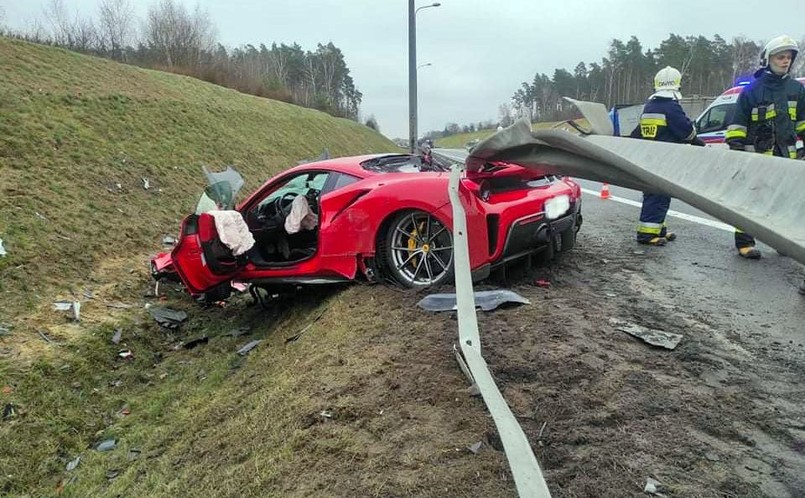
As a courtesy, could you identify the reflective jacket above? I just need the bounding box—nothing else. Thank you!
[725,71,805,158]
[629,97,696,144]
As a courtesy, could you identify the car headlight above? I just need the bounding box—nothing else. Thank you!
[544,194,570,220]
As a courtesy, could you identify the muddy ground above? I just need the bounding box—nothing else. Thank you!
[385,231,805,497]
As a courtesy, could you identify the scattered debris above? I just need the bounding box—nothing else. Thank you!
[117,350,134,361]
[53,301,80,321]
[2,386,14,395]
[82,289,94,300]
[285,323,313,344]
[111,328,122,344]
[35,211,49,222]
[118,406,131,417]
[467,384,482,397]
[418,289,531,312]
[0,324,11,336]
[182,336,209,349]
[237,340,262,356]
[320,410,334,419]
[643,477,666,496]
[534,279,551,288]
[95,439,117,452]
[0,239,6,257]
[141,177,150,190]
[65,456,81,472]
[148,307,187,329]
[127,448,142,461]
[162,235,177,246]
[609,318,683,350]
[106,469,120,480]
[467,441,483,454]
[2,403,15,420]
[231,282,248,292]
[38,330,55,344]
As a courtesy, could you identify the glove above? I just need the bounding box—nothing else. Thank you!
[690,137,706,147]
[727,139,745,151]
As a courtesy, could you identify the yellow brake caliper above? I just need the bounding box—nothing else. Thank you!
[407,221,427,268]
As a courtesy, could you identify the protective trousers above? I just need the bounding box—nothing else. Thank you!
[637,193,671,243]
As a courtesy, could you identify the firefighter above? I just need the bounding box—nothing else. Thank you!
[631,66,704,245]
[725,35,805,260]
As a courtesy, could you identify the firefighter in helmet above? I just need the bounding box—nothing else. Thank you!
[725,35,805,261]
[630,66,704,245]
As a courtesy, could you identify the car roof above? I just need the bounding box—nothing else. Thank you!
[284,153,411,177]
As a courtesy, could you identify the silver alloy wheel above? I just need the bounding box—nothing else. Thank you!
[386,211,454,287]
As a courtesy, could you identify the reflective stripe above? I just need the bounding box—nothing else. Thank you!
[735,228,745,234]
[797,120,805,133]
[789,101,798,120]
[789,146,798,159]
[745,145,756,152]
[637,222,663,235]
[726,124,747,140]
[751,104,776,121]
[642,113,667,121]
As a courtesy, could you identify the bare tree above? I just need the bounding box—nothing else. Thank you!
[97,0,135,60]
[144,0,216,68]
[43,0,72,46]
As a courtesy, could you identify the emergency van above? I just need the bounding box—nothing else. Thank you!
[694,77,805,148]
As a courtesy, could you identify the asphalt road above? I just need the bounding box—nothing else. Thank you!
[436,147,805,347]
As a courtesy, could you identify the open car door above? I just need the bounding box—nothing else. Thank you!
[170,167,250,295]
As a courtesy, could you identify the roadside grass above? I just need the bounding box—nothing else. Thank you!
[0,36,396,339]
[0,38,511,497]
[434,121,573,149]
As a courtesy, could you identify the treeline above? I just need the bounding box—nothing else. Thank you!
[0,0,362,120]
[507,34,805,123]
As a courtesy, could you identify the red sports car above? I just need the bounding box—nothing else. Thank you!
[152,153,582,301]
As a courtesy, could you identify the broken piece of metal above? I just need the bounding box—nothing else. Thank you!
[237,340,262,356]
[148,306,188,329]
[609,318,683,350]
[418,289,530,312]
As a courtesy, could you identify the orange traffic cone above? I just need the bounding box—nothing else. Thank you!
[600,183,611,199]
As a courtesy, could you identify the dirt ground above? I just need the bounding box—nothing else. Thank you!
[383,234,805,497]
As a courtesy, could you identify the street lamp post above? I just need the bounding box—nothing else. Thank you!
[408,1,440,153]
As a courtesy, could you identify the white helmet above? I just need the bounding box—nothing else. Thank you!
[760,35,799,73]
[651,66,682,100]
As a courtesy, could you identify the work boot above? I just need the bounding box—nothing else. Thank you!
[799,280,805,296]
[738,246,762,259]
[638,236,667,246]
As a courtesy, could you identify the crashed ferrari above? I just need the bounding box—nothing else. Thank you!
[151,153,582,300]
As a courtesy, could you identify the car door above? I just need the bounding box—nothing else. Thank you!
[170,171,248,295]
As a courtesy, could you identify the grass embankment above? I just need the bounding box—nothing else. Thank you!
[0,39,512,497]
[434,121,572,149]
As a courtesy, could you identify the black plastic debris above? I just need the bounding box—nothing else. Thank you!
[417,290,531,312]
[237,340,262,356]
[2,403,16,420]
[96,439,117,452]
[148,307,187,329]
[183,336,209,349]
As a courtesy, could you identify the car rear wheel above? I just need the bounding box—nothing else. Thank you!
[384,210,454,288]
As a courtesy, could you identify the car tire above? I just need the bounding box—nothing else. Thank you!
[383,210,454,288]
[559,225,576,252]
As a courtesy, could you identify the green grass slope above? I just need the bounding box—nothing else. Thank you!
[0,36,396,321]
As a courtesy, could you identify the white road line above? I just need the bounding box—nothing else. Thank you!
[581,187,734,232]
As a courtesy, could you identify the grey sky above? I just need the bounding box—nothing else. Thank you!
[3,0,803,139]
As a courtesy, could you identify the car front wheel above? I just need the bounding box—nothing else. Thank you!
[384,210,454,288]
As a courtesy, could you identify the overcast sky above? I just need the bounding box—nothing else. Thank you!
[3,0,803,139]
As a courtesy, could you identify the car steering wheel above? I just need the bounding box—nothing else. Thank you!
[274,192,299,217]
